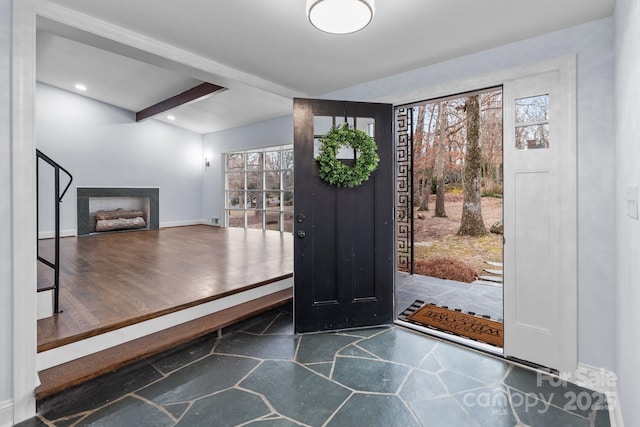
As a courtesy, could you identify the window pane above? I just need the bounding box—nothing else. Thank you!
[516,124,549,150]
[283,171,294,191]
[246,171,263,190]
[246,191,263,209]
[515,95,549,124]
[227,191,245,208]
[246,210,264,229]
[282,150,294,170]
[246,152,263,170]
[266,191,281,210]
[265,171,280,190]
[227,173,244,191]
[265,151,280,170]
[227,210,245,228]
[283,191,294,208]
[356,117,375,136]
[314,115,333,135]
[227,153,244,171]
[283,211,294,233]
[265,212,281,231]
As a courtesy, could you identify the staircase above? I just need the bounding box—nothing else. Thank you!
[473,260,503,287]
[36,149,73,317]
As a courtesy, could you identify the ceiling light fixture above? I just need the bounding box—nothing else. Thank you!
[167,115,176,121]
[307,0,375,35]
[74,83,87,91]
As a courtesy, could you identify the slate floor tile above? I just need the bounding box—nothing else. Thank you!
[77,396,174,427]
[295,333,360,363]
[438,369,487,394]
[505,366,606,419]
[215,332,297,360]
[432,341,509,384]
[453,385,518,427]
[240,360,351,426]
[509,388,590,427]
[326,394,420,427]
[38,361,163,420]
[137,354,259,405]
[332,356,410,393]
[175,388,269,427]
[409,396,478,427]
[399,369,448,401]
[356,328,437,367]
[244,418,305,426]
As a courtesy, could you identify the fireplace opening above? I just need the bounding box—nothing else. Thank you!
[77,187,159,236]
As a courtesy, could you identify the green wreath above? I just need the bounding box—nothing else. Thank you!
[316,123,380,188]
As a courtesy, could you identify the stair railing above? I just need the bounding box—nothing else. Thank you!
[36,149,73,314]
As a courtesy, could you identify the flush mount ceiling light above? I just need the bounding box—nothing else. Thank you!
[307,0,375,34]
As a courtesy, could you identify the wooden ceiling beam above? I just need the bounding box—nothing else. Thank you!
[135,82,225,122]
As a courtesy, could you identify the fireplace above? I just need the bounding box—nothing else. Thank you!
[77,187,159,236]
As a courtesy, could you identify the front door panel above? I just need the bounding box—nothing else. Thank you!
[293,99,394,333]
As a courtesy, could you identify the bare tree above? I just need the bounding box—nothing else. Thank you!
[433,101,449,218]
[458,95,486,236]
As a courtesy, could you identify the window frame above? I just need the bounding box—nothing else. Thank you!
[224,145,293,232]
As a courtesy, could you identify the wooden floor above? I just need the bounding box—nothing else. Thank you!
[37,225,293,352]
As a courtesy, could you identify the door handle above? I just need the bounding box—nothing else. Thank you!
[297,230,306,239]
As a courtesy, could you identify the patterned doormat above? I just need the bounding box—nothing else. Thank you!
[399,300,503,348]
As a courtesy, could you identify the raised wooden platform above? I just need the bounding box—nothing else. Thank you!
[37,225,293,352]
[36,288,292,400]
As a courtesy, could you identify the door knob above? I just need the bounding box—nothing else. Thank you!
[297,230,306,239]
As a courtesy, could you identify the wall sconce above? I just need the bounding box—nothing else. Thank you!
[205,157,210,170]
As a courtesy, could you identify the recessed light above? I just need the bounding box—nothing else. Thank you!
[167,115,176,121]
[74,83,87,91]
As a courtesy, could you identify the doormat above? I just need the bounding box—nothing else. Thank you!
[401,301,503,348]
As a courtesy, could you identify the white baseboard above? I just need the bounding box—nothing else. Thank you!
[0,400,13,427]
[159,219,207,228]
[575,364,623,426]
[38,229,76,239]
[37,277,293,371]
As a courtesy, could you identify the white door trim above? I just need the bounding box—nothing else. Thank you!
[12,0,38,423]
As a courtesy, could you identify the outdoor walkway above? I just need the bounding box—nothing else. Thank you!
[397,273,503,321]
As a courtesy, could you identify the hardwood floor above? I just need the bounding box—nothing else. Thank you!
[37,225,293,352]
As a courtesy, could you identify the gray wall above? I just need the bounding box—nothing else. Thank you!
[36,83,205,234]
[615,0,640,425]
[201,114,292,223]
[0,0,12,405]
[204,18,617,372]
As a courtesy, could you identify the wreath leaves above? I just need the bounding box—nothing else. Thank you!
[316,123,380,188]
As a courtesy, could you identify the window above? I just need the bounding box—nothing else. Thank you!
[225,145,294,232]
[515,94,549,150]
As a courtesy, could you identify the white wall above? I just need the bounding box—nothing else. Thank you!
[204,18,617,373]
[614,0,640,425]
[36,83,206,234]
[202,114,292,223]
[0,0,13,411]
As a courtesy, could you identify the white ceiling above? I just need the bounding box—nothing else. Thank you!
[36,0,615,134]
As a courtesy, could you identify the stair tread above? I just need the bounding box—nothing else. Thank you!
[478,275,503,283]
[36,288,292,400]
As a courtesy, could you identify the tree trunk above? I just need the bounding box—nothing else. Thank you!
[458,95,486,236]
[434,102,448,218]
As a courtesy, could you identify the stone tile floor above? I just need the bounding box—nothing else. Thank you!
[19,304,610,427]
[397,273,504,321]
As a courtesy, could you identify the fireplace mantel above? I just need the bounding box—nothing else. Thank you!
[77,187,159,236]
